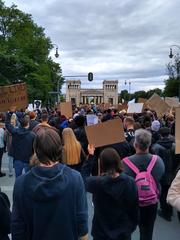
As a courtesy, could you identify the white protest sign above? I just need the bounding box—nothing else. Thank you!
[28,104,34,111]
[127,103,144,113]
[86,114,98,126]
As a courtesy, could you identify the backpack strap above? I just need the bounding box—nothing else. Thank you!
[123,157,139,175]
[147,155,157,173]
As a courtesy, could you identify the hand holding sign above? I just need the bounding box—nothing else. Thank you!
[88,144,95,155]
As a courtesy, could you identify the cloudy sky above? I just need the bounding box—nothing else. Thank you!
[4,0,180,93]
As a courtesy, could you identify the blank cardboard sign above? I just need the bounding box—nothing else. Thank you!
[60,102,73,118]
[138,98,147,104]
[127,103,144,113]
[85,118,125,147]
[175,108,180,154]
[165,97,180,108]
[147,93,170,117]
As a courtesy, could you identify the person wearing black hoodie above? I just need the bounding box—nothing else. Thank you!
[11,127,88,240]
[82,146,139,240]
[151,127,176,221]
[5,112,35,178]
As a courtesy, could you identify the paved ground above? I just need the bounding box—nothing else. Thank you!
[1,153,180,240]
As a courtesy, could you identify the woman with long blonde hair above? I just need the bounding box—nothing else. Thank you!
[62,128,86,172]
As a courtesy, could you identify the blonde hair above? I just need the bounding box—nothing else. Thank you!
[10,114,17,126]
[62,128,81,165]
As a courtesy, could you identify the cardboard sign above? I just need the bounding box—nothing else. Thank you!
[146,93,170,118]
[59,102,72,118]
[138,98,147,104]
[118,104,128,112]
[0,83,28,112]
[85,118,125,147]
[86,114,99,126]
[127,103,144,113]
[165,97,180,108]
[175,108,180,154]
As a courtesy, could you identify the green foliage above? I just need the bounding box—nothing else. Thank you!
[0,0,63,103]
[164,78,178,97]
[120,88,163,102]
[164,52,180,97]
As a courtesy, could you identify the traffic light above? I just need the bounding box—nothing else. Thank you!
[88,72,93,81]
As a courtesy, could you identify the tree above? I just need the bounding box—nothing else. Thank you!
[146,88,163,99]
[164,55,180,97]
[0,0,63,104]
[133,90,147,101]
[164,78,178,97]
[120,90,130,102]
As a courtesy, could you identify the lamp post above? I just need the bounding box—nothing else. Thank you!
[125,80,131,101]
[125,80,131,94]
[169,45,180,101]
[52,44,59,58]
[52,44,60,103]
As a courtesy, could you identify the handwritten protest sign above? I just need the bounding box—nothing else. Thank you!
[175,108,180,154]
[86,114,99,126]
[127,103,144,113]
[85,118,125,147]
[0,83,28,112]
[59,102,73,118]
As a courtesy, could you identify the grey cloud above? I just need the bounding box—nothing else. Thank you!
[4,0,180,93]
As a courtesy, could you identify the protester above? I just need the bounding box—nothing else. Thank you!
[82,146,139,240]
[5,112,35,178]
[62,127,87,172]
[124,116,135,143]
[28,111,39,131]
[150,120,161,145]
[74,115,88,154]
[123,129,165,240]
[0,123,6,177]
[4,115,18,177]
[151,127,176,221]
[11,128,88,240]
[0,188,11,240]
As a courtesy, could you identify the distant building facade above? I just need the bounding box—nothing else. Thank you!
[66,80,118,106]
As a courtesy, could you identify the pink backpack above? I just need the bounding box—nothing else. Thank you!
[123,155,159,207]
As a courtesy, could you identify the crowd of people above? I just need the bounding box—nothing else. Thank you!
[0,104,180,240]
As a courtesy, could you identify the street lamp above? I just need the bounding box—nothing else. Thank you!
[52,44,59,58]
[125,80,131,94]
[51,44,60,103]
[169,45,180,101]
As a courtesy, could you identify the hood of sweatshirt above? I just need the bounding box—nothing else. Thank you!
[98,172,131,201]
[25,163,70,202]
[157,137,174,149]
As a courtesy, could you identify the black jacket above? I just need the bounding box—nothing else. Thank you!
[12,163,88,240]
[5,113,35,162]
[29,120,39,131]
[151,137,176,185]
[74,127,88,154]
[0,190,11,240]
[82,156,139,240]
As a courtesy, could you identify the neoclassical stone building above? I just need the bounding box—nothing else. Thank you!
[66,80,118,106]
